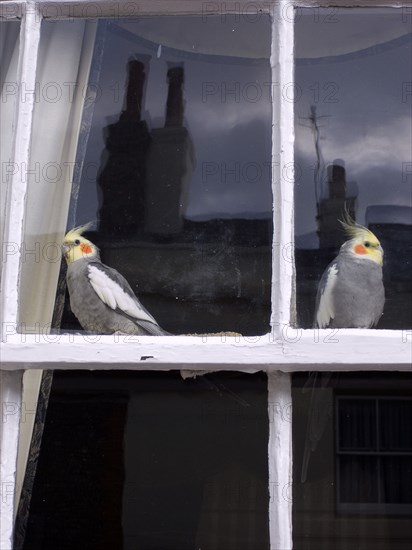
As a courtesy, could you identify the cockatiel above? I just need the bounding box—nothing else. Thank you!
[315,214,385,328]
[62,224,169,335]
[301,216,385,483]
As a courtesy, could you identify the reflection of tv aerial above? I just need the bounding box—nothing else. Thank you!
[299,105,331,220]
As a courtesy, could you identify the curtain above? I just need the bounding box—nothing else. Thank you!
[0,22,20,267]
[14,19,97,523]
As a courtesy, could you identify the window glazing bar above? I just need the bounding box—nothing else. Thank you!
[0,6,42,550]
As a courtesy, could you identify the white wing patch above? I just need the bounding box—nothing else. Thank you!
[88,265,157,325]
[316,264,338,328]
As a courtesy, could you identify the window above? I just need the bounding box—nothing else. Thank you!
[42,15,273,336]
[337,396,412,515]
[1,2,411,550]
[294,8,412,329]
[292,373,412,549]
[20,371,270,550]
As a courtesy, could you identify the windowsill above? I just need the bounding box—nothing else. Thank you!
[1,328,411,370]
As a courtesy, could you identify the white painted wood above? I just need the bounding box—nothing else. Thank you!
[38,0,276,19]
[1,0,409,22]
[0,7,42,549]
[1,329,411,370]
[271,0,295,330]
[1,3,41,337]
[0,370,23,550]
[268,371,293,550]
[0,2,24,22]
[292,0,408,6]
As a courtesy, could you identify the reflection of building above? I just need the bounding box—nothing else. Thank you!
[367,205,412,329]
[97,62,195,237]
[318,160,356,248]
[69,61,271,336]
[97,57,151,237]
[145,66,195,235]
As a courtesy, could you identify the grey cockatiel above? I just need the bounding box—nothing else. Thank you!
[301,215,385,483]
[315,215,385,328]
[62,224,169,335]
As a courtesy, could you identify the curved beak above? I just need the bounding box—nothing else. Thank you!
[61,243,70,259]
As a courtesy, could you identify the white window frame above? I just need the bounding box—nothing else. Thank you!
[0,2,411,550]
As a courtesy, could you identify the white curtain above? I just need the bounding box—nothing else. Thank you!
[15,19,97,509]
[19,20,97,328]
[0,22,20,268]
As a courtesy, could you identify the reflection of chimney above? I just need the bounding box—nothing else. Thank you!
[125,59,146,118]
[328,163,346,199]
[97,56,151,237]
[145,65,195,236]
[165,67,184,127]
[318,160,356,248]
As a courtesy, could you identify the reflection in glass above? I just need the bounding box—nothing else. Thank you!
[21,371,270,550]
[379,399,412,451]
[294,9,412,329]
[339,455,378,503]
[338,399,377,451]
[54,16,273,336]
[293,373,412,550]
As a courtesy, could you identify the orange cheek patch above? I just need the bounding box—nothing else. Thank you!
[80,243,93,255]
[354,244,367,255]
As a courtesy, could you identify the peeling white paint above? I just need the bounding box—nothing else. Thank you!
[0,371,23,550]
[271,0,295,332]
[268,372,293,550]
[0,6,42,549]
[1,330,411,370]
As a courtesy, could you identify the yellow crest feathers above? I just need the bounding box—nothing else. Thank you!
[339,209,378,243]
[64,222,94,240]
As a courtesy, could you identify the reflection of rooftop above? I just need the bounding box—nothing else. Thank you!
[366,205,412,226]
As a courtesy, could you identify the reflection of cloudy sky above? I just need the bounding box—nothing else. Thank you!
[295,11,412,240]
[77,16,272,223]
[76,12,411,230]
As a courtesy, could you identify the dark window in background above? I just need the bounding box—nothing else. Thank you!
[292,372,412,550]
[19,371,270,550]
[337,397,412,514]
[53,16,273,337]
[294,9,412,328]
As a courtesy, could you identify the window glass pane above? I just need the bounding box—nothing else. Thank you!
[338,398,377,451]
[19,371,270,550]
[0,21,20,268]
[294,9,412,329]
[381,456,412,504]
[339,455,378,503]
[19,16,273,336]
[379,399,412,451]
[292,373,412,550]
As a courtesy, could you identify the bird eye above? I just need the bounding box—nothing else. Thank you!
[364,241,371,248]
[74,239,80,245]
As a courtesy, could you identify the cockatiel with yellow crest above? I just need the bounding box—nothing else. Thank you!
[62,224,169,335]
[315,214,385,328]
[301,214,385,483]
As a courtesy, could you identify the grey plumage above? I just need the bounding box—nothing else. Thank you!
[62,224,169,335]
[66,256,168,336]
[315,242,385,328]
